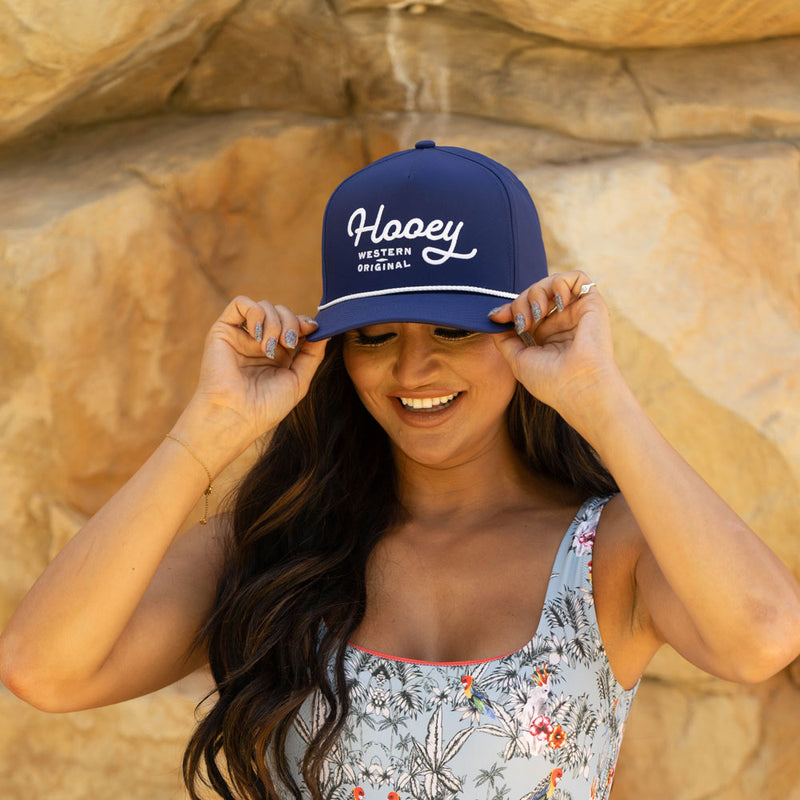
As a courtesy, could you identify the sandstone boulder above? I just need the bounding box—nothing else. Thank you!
[614,678,762,799]
[630,37,800,140]
[0,0,240,144]
[5,1,800,154]
[333,0,800,48]
[343,10,651,142]
[173,0,350,117]
[0,680,201,799]
[731,676,800,800]
[362,112,632,169]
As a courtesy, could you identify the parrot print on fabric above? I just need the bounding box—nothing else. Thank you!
[524,767,563,800]
[460,674,497,718]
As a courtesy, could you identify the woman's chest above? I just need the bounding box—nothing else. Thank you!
[350,526,563,664]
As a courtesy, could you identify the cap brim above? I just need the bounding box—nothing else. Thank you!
[306,292,514,341]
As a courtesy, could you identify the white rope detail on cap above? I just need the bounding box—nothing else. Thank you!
[317,285,518,311]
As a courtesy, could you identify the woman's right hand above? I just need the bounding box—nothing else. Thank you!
[183,296,328,454]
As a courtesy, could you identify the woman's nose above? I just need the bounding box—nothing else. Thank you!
[392,329,440,388]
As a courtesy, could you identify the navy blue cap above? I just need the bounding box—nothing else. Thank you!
[307,141,548,340]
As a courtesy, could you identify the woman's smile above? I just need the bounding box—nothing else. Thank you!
[391,390,465,427]
[397,391,460,411]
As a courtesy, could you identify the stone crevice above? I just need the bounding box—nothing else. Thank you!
[122,165,169,195]
[321,0,340,17]
[165,0,250,110]
[620,54,658,141]
[167,188,231,299]
[123,164,231,299]
[496,44,540,74]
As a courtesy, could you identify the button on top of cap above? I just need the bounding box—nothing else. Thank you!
[415,140,436,149]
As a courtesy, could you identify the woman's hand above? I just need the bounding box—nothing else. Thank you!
[489,272,624,430]
[181,296,328,457]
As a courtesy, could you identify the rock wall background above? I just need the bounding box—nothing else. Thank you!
[1,1,799,798]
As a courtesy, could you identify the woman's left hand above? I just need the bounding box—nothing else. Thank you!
[489,271,625,428]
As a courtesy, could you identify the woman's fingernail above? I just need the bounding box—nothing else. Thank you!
[265,337,277,359]
[299,315,318,327]
[284,329,298,349]
[254,321,263,343]
[514,313,526,335]
[488,306,503,316]
[531,302,542,322]
[555,293,564,312]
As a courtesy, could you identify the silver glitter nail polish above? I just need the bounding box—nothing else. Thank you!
[265,336,277,359]
[555,293,564,312]
[514,313,526,335]
[254,321,263,343]
[532,302,542,322]
[488,306,503,316]
[284,329,298,349]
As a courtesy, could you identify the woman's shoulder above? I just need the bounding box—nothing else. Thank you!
[594,492,640,537]
[590,493,645,567]
[590,493,658,688]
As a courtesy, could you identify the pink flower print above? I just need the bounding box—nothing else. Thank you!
[572,519,596,556]
[529,714,554,744]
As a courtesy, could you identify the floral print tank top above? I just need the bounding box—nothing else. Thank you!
[287,495,637,800]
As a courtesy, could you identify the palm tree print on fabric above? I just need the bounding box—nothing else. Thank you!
[286,496,637,800]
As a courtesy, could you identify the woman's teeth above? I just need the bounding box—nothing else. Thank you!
[399,392,459,410]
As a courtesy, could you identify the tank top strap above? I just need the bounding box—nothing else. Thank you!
[544,494,615,602]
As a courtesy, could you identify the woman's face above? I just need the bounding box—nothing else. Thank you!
[342,323,518,470]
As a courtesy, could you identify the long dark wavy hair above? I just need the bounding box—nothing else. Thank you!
[183,334,618,800]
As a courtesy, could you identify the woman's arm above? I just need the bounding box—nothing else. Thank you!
[581,379,800,683]
[0,410,232,712]
[0,297,326,711]
[491,274,800,683]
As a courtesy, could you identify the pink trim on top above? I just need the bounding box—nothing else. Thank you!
[346,641,527,667]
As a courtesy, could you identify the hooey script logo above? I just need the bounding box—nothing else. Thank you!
[347,205,477,266]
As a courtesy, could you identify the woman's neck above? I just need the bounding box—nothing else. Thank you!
[392,431,551,530]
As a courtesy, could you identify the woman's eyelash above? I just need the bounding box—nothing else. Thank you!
[354,332,395,346]
[352,328,475,345]
[434,328,475,340]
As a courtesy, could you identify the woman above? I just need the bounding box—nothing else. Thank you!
[1,142,799,800]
